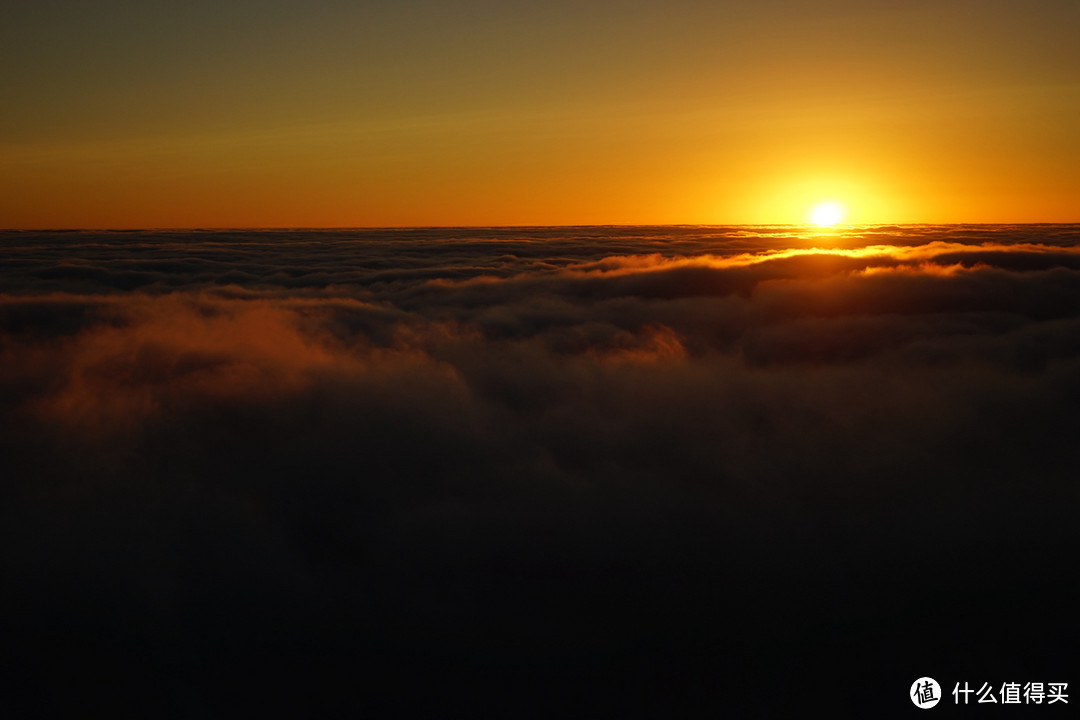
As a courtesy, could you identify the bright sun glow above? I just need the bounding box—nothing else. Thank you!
[809,201,845,226]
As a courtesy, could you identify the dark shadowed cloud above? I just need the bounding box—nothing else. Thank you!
[2,226,1078,717]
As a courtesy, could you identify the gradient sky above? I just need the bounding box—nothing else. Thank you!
[3,0,1079,228]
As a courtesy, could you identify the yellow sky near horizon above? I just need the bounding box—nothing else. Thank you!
[2,0,1079,228]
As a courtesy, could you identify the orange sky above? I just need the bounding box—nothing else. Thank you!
[2,0,1079,228]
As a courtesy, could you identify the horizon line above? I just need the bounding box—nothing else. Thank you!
[4,221,1080,233]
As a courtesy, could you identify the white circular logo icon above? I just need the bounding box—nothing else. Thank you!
[911,677,941,709]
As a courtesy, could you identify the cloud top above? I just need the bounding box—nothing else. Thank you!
[2,225,1078,716]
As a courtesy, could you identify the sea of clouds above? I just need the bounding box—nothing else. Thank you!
[2,225,1078,716]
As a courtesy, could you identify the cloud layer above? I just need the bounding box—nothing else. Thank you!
[2,226,1078,716]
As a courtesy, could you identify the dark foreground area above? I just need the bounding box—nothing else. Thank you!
[2,226,1077,717]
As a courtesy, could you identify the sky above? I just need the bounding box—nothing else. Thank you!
[2,0,1080,227]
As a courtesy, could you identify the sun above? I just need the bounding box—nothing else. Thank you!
[808,201,845,226]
